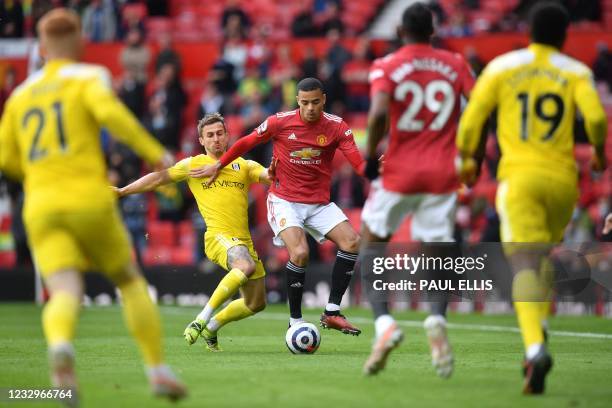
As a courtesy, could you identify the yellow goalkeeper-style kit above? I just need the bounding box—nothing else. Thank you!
[0,59,166,277]
[458,43,607,242]
[168,154,267,279]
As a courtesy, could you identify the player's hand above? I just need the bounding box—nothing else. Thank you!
[603,213,612,235]
[190,161,222,186]
[590,150,607,173]
[111,186,124,197]
[364,156,380,180]
[455,155,478,186]
[268,156,278,181]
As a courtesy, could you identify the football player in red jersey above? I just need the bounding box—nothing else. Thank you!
[361,3,475,376]
[190,78,365,335]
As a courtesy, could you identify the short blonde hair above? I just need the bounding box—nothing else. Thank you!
[38,8,81,40]
[197,113,227,137]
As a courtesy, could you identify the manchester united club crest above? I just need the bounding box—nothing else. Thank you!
[316,134,327,146]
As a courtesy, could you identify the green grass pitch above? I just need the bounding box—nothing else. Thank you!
[1,303,611,407]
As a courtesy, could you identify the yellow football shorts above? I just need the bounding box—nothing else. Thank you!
[496,172,578,243]
[25,205,132,279]
[204,231,266,279]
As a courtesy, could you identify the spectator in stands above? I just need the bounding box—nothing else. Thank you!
[322,28,350,110]
[0,66,17,115]
[292,4,317,37]
[82,0,117,42]
[119,28,151,83]
[1,0,24,38]
[144,94,174,150]
[221,0,251,39]
[117,70,146,119]
[146,63,186,151]
[248,25,272,75]
[146,0,168,17]
[331,163,365,209]
[119,4,146,40]
[342,38,372,112]
[464,45,484,76]
[301,45,320,79]
[155,32,181,74]
[593,42,612,92]
[319,1,344,36]
[155,182,186,223]
[223,20,249,82]
[445,10,472,37]
[239,64,272,119]
[117,180,148,267]
[209,59,238,97]
[197,81,228,119]
[269,44,298,111]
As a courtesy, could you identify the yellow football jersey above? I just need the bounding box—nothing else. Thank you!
[0,59,165,219]
[458,43,607,180]
[168,154,265,237]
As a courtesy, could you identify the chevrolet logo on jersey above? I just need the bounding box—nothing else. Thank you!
[290,148,321,160]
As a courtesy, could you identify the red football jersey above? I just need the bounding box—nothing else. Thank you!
[255,109,361,204]
[369,44,475,194]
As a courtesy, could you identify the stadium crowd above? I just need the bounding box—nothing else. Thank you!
[0,0,611,272]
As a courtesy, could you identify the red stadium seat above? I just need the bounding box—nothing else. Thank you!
[171,247,194,265]
[178,221,195,248]
[142,246,173,266]
[147,221,177,247]
[0,251,16,268]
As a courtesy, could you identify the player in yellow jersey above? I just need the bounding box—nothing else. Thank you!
[116,113,273,351]
[0,9,187,403]
[457,2,607,395]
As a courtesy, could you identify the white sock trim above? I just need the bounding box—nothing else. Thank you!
[374,314,396,338]
[196,304,214,324]
[526,343,544,360]
[325,303,340,312]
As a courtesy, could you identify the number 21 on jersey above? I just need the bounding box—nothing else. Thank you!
[22,101,67,161]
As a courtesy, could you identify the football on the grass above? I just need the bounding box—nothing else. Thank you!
[285,322,321,354]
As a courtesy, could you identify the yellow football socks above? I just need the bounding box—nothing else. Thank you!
[42,291,80,346]
[118,277,163,366]
[209,299,255,331]
[208,268,249,310]
[513,269,545,350]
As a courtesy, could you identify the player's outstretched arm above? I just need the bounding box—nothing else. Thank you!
[190,130,270,185]
[115,170,173,197]
[83,69,168,167]
[0,100,24,181]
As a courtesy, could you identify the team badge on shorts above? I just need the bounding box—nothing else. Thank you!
[232,163,240,170]
[280,218,286,227]
[316,134,327,146]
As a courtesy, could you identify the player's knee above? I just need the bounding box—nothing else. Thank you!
[340,233,361,254]
[290,246,309,266]
[233,258,256,277]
